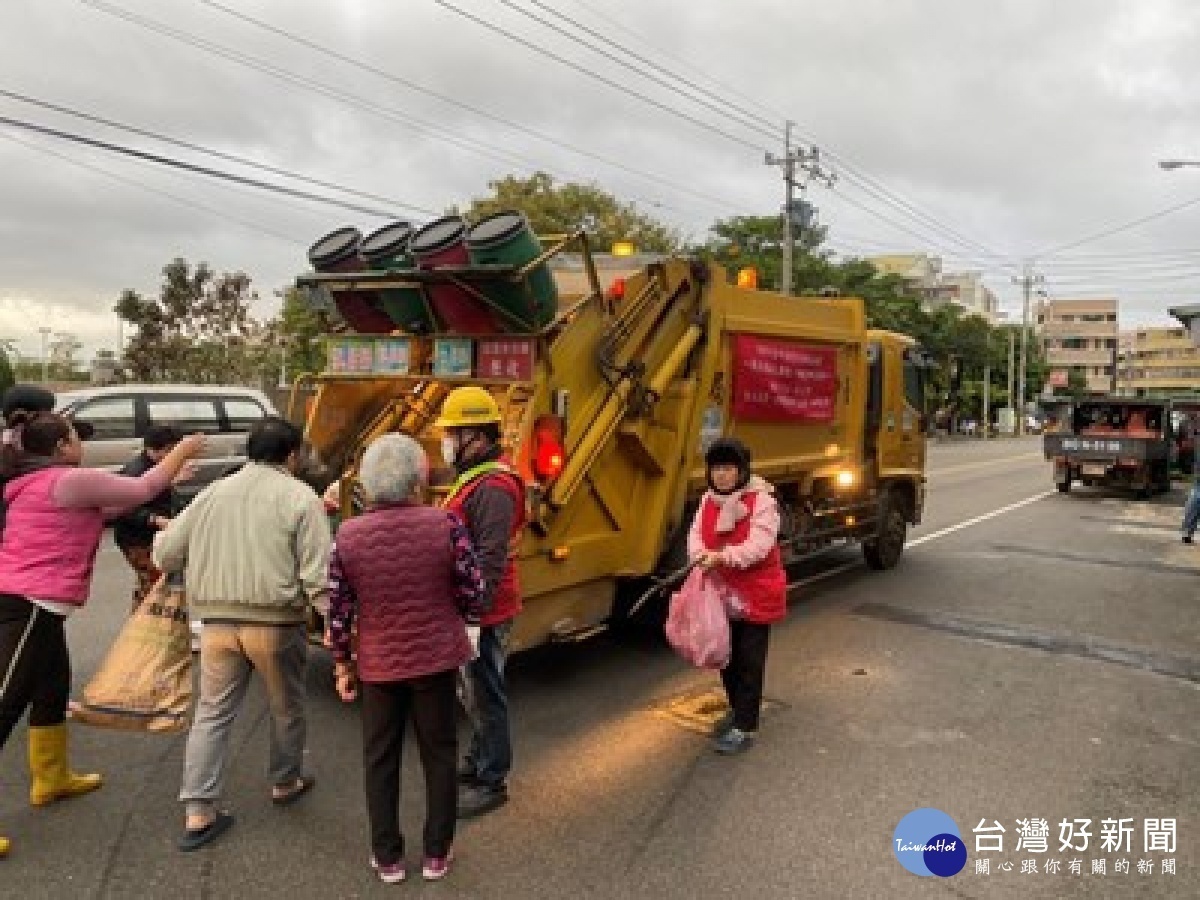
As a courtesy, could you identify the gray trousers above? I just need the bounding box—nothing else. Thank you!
[180,622,308,818]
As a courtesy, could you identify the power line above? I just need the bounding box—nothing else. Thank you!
[821,151,1017,269]
[88,0,735,222]
[0,130,304,244]
[194,0,743,215]
[0,115,423,219]
[0,89,434,216]
[1040,247,1200,260]
[501,0,779,139]
[430,0,766,152]
[198,0,1009,272]
[565,0,786,125]
[82,1,569,181]
[494,0,1012,267]
[1034,193,1200,258]
[491,0,1014,268]
[828,184,1009,273]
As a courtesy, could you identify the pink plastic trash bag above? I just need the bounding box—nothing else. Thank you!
[665,568,731,669]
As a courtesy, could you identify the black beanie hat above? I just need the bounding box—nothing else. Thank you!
[705,437,752,493]
[2,384,55,421]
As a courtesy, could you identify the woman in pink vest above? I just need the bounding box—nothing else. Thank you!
[0,411,202,858]
[688,437,787,755]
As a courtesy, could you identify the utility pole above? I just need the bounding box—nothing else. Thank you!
[1011,263,1044,436]
[765,122,834,296]
[1006,328,1015,433]
[983,363,991,440]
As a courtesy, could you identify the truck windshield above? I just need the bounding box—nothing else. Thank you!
[1073,404,1164,436]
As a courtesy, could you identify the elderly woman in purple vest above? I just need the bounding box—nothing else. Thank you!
[327,433,486,884]
[0,411,203,858]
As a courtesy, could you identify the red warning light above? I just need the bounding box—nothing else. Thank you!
[535,440,565,481]
[531,414,566,482]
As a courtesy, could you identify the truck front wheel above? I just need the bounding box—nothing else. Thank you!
[863,493,906,570]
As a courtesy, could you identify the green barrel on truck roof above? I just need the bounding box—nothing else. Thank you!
[467,211,558,330]
[360,221,436,334]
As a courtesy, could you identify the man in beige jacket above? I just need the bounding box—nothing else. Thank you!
[154,417,331,852]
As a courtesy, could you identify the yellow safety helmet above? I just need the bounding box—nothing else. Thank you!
[434,386,502,429]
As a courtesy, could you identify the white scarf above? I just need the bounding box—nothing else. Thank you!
[708,475,774,533]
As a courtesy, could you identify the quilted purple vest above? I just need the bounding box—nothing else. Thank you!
[335,503,472,683]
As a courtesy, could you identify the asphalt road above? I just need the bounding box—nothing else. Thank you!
[3,437,1198,899]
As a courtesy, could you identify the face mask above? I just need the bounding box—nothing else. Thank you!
[441,436,458,467]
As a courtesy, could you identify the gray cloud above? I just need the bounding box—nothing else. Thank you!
[3,0,1200,360]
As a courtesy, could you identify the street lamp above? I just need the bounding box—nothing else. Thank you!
[1159,160,1200,170]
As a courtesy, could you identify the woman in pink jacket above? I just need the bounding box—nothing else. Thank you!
[688,437,787,755]
[0,411,202,858]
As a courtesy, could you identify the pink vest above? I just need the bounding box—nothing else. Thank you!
[0,468,106,605]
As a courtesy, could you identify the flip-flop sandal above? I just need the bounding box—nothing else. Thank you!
[271,775,316,807]
[178,811,234,852]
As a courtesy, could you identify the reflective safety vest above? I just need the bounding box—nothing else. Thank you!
[443,461,526,626]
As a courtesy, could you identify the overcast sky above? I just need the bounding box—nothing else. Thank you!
[4,0,1200,360]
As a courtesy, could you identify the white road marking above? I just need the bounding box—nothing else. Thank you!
[927,452,1043,478]
[788,490,1055,589]
[907,491,1056,548]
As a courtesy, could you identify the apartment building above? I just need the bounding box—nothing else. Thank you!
[1118,325,1200,396]
[867,253,943,303]
[1036,297,1119,395]
[932,272,1001,323]
[867,254,1000,323]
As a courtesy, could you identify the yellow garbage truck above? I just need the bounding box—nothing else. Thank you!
[294,231,927,652]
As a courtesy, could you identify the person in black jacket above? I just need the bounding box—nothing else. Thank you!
[113,425,185,611]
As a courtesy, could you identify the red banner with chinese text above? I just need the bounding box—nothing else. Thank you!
[476,338,536,381]
[730,335,838,423]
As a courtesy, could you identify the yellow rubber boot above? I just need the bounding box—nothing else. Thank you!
[28,724,103,807]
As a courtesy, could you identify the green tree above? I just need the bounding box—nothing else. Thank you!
[465,172,681,253]
[0,344,14,396]
[703,214,828,292]
[275,287,327,377]
[116,259,278,385]
[1065,367,1089,399]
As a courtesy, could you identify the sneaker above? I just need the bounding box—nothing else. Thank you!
[1184,535,1194,545]
[422,850,454,881]
[713,727,757,755]
[457,784,508,819]
[370,856,407,884]
[710,710,735,737]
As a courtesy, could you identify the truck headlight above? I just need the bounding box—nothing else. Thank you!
[836,470,856,489]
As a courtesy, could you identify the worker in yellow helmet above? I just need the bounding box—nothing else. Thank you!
[435,387,525,819]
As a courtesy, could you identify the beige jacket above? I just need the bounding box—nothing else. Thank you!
[153,463,331,625]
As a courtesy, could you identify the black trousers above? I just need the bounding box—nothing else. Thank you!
[720,620,771,732]
[361,668,458,865]
[0,594,70,748]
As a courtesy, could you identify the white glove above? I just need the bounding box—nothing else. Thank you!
[466,625,481,658]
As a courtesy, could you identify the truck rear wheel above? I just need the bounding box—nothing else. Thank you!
[863,492,906,570]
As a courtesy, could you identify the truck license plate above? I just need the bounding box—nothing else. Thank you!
[1081,463,1108,477]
